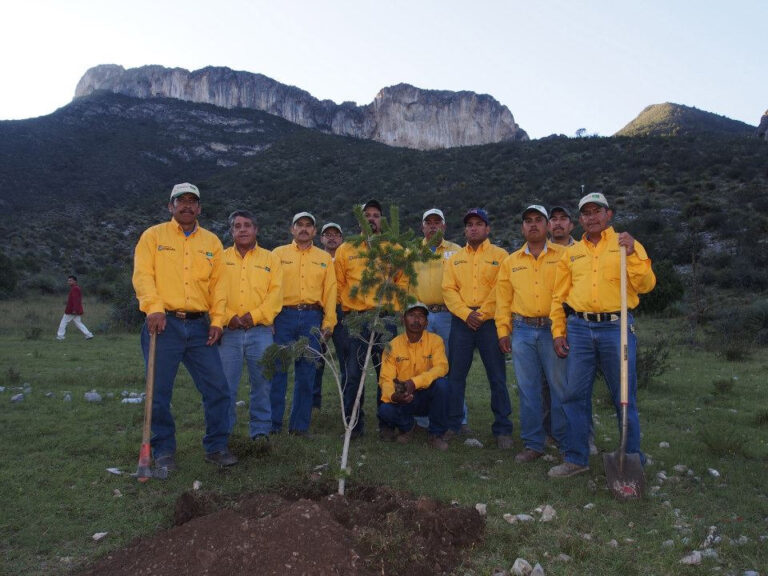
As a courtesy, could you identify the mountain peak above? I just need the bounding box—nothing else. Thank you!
[74,64,528,149]
[615,102,755,137]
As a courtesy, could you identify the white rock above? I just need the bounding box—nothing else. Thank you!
[656,471,668,482]
[662,540,674,547]
[542,454,556,462]
[539,505,557,522]
[193,480,202,491]
[45,392,55,398]
[531,563,545,576]
[701,525,720,548]
[608,539,618,547]
[700,548,718,559]
[112,489,122,497]
[673,464,688,474]
[10,393,24,402]
[511,558,532,575]
[742,571,760,576]
[582,533,592,540]
[464,438,484,448]
[735,535,749,545]
[680,550,702,565]
[105,468,122,475]
[708,468,721,478]
[92,532,108,542]
[475,503,487,516]
[584,502,595,510]
[63,393,72,402]
[503,513,534,524]
[659,441,670,448]
[236,400,246,407]
[555,553,571,562]
[121,398,142,404]
[0,386,5,392]
[84,391,102,402]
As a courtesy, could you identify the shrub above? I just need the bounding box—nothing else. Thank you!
[636,335,671,389]
[711,378,735,396]
[636,260,684,314]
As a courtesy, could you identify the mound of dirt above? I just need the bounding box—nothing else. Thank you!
[80,485,484,576]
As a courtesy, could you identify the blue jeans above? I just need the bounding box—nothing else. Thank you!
[511,319,567,453]
[447,316,513,436]
[218,324,273,437]
[312,306,346,409]
[341,312,398,435]
[270,308,323,433]
[561,314,644,467]
[141,316,230,457]
[377,378,449,435]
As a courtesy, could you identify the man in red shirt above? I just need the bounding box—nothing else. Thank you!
[56,275,94,340]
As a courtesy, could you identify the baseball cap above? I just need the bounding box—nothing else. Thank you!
[170,182,200,200]
[522,204,549,221]
[463,208,489,225]
[292,211,316,225]
[422,208,445,222]
[405,302,429,315]
[361,199,383,213]
[321,222,343,234]
[549,205,572,219]
[578,192,610,211]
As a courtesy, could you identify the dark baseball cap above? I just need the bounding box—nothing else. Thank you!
[361,199,383,213]
[549,205,572,219]
[463,208,489,225]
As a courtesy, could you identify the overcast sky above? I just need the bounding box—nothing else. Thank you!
[2,0,764,138]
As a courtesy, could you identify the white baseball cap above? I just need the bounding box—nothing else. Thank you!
[522,204,549,221]
[422,208,445,222]
[321,222,343,234]
[292,211,316,225]
[170,182,200,200]
[578,192,609,211]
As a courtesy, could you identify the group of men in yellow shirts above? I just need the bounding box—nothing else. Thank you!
[133,183,655,479]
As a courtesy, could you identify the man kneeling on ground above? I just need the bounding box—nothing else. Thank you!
[377,302,450,451]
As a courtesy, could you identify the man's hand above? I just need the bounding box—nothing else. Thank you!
[146,312,166,335]
[390,392,414,405]
[553,336,570,358]
[240,312,254,330]
[466,310,484,331]
[498,336,511,354]
[617,232,636,256]
[207,325,223,346]
[227,315,244,330]
[402,379,416,395]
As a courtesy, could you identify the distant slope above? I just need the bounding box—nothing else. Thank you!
[615,102,755,137]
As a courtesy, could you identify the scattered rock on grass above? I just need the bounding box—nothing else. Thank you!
[511,558,532,575]
[465,438,484,448]
[708,468,721,478]
[503,513,534,524]
[475,503,487,515]
[538,504,556,522]
[11,393,24,402]
[555,553,571,562]
[84,391,102,402]
[680,550,702,565]
[92,532,108,542]
[659,441,670,448]
[531,564,545,576]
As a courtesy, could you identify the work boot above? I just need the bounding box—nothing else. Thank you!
[154,454,177,472]
[514,448,544,463]
[204,450,238,467]
[378,426,397,442]
[547,461,589,478]
[395,428,414,444]
[428,434,449,451]
[496,435,514,450]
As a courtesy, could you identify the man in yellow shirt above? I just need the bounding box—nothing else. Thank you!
[378,303,450,451]
[271,212,337,436]
[442,208,514,448]
[334,199,403,438]
[218,209,282,442]
[496,205,567,463]
[548,192,656,478]
[132,183,236,470]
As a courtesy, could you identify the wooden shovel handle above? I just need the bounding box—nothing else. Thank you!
[620,245,628,406]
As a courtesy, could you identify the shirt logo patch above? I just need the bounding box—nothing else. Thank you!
[571,254,586,262]
[395,356,410,363]
[453,259,468,266]
[511,266,527,273]
[157,245,175,251]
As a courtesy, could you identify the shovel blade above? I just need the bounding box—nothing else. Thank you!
[603,451,645,500]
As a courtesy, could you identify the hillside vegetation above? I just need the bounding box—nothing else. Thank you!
[1,93,767,333]
[615,102,755,137]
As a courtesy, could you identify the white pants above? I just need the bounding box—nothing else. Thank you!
[57,314,93,339]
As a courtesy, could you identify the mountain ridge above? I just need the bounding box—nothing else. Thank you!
[74,64,528,150]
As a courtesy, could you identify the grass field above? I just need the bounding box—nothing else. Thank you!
[0,296,766,575]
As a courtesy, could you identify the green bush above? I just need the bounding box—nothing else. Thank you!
[637,260,684,314]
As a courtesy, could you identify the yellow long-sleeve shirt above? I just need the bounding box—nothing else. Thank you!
[272,241,337,331]
[334,240,408,312]
[442,239,508,321]
[379,331,448,403]
[550,226,656,338]
[222,244,283,327]
[412,238,461,305]
[132,219,226,327]
[495,241,566,339]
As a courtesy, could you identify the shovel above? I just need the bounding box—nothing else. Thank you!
[136,331,156,482]
[603,245,645,499]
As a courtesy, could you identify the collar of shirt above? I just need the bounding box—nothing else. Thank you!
[581,225,615,246]
[465,238,491,253]
[172,218,198,236]
[524,242,549,256]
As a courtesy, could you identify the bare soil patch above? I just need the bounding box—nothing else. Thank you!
[80,484,484,575]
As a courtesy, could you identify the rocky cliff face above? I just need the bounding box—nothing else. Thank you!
[74,65,527,149]
[757,110,768,141]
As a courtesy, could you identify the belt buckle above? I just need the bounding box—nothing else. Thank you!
[175,311,187,319]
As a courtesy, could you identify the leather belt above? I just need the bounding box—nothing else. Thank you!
[514,314,551,327]
[573,311,620,322]
[283,303,323,311]
[427,304,449,313]
[166,310,205,319]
